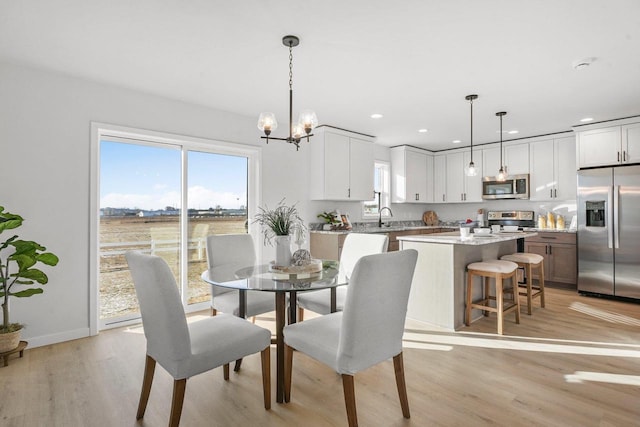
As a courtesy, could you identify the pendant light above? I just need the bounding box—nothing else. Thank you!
[465,94,478,177]
[257,35,317,151]
[496,111,507,181]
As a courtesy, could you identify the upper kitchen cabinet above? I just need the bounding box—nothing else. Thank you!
[391,146,433,203]
[445,151,483,202]
[529,136,576,201]
[309,127,374,201]
[483,143,529,176]
[576,119,640,168]
[433,154,446,203]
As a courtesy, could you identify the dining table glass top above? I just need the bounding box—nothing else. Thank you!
[201,260,343,292]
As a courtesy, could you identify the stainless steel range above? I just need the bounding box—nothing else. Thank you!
[487,211,535,252]
[487,210,535,229]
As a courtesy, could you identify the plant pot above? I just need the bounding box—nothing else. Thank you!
[0,328,21,353]
[275,235,292,267]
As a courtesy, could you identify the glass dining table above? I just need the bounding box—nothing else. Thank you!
[201,260,344,403]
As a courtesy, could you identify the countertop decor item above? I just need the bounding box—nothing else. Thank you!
[257,35,317,150]
[0,206,59,354]
[422,211,438,226]
[254,200,306,267]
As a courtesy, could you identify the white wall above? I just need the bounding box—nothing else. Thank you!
[0,62,311,346]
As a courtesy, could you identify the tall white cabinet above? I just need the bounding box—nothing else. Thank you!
[390,146,433,203]
[309,127,375,201]
[529,136,576,201]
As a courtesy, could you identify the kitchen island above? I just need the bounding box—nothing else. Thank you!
[398,231,537,330]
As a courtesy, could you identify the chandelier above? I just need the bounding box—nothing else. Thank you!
[257,35,317,151]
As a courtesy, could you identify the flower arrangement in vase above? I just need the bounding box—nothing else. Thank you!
[254,200,306,267]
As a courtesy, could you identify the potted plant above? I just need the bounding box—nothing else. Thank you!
[0,206,59,353]
[254,200,306,267]
[317,211,341,230]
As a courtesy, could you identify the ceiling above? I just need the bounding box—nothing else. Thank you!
[1,1,639,151]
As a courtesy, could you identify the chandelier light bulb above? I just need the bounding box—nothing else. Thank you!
[257,112,278,135]
[298,110,318,134]
[467,162,477,177]
[292,123,304,140]
[497,167,506,181]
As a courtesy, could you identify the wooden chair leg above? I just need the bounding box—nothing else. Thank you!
[261,347,271,409]
[393,353,410,419]
[297,307,305,322]
[483,277,490,316]
[223,363,229,381]
[538,261,546,307]
[465,271,473,326]
[137,355,156,420]
[284,344,293,403]
[526,263,533,315]
[341,374,358,427]
[169,378,187,427]
[512,271,521,324]
[496,276,504,335]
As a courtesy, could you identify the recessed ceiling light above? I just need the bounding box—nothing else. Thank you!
[370,113,383,119]
[572,57,596,70]
[418,128,428,133]
[452,140,461,144]
[580,117,594,122]
[508,130,519,134]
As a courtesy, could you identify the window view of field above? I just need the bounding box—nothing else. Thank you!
[100,215,247,320]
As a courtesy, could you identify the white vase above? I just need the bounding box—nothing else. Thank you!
[275,235,292,267]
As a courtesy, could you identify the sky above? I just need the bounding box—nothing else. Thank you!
[100,140,247,210]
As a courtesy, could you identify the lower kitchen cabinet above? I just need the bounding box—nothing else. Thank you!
[310,228,458,258]
[524,232,577,286]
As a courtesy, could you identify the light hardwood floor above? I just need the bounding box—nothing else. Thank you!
[1,288,639,426]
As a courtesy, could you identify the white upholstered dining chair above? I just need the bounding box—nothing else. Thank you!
[206,234,276,318]
[297,232,389,318]
[284,249,418,427]
[125,251,271,427]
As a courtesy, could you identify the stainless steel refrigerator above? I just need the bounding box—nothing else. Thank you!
[577,165,640,299]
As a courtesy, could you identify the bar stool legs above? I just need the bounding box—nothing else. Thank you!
[501,253,546,315]
[466,260,520,335]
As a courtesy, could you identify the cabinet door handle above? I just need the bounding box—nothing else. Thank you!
[549,245,552,255]
[618,151,621,162]
[442,194,445,202]
[624,151,627,162]
[348,188,351,198]
[554,189,557,198]
[550,189,553,198]
[416,193,419,201]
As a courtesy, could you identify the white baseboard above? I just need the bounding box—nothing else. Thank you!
[23,328,92,349]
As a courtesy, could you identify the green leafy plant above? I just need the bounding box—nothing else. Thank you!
[0,206,59,333]
[253,199,307,246]
[317,211,340,224]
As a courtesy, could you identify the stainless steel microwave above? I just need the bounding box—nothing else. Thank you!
[482,174,529,200]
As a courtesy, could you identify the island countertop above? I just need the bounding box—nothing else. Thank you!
[397,231,538,245]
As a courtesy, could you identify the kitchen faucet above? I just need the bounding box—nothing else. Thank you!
[375,191,393,227]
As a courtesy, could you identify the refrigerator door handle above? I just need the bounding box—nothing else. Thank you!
[607,187,614,249]
[614,185,620,249]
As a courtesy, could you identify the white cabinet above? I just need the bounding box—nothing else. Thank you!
[391,146,432,203]
[433,154,446,203]
[576,122,640,168]
[483,143,529,176]
[436,150,482,203]
[529,137,576,201]
[577,126,621,168]
[309,127,374,200]
[464,150,483,202]
[623,122,640,164]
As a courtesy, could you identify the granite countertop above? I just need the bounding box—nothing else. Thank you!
[522,228,577,233]
[310,224,457,235]
[397,231,538,245]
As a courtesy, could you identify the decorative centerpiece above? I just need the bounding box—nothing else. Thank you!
[1,206,59,354]
[317,211,341,230]
[254,199,307,267]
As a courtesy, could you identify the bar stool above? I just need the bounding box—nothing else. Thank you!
[466,260,520,335]
[500,253,545,315]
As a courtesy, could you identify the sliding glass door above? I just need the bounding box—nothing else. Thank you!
[96,131,252,329]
